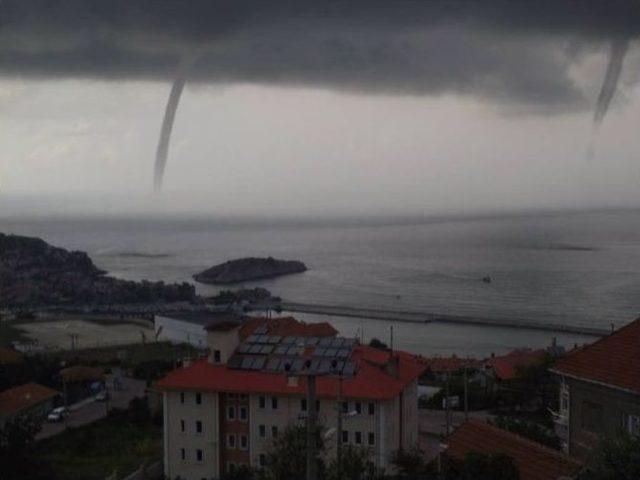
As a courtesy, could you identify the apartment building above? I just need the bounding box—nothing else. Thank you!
[156,316,424,480]
[550,317,640,458]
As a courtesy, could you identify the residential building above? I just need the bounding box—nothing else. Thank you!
[156,316,423,480]
[0,382,60,428]
[550,317,640,458]
[442,420,582,480]
[154,312,246,349]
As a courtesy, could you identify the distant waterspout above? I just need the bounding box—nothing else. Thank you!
[593,37,629,128]
[154,76,186,191]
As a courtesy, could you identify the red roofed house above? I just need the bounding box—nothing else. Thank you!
[0,382,60,428]
[443,420,582,480]
[156,316,424,480]
[549,317,640,458]
[484,349,548,383]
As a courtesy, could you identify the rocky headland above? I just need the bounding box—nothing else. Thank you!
[0,233,196,307]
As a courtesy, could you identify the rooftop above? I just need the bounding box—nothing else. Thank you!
[551,316,640,395]
[485,349,548,381]
[156,344,424,400]
[59,365,104,382]
[0,347,24,365]
[445,420,582,480]
[0,382,60,416]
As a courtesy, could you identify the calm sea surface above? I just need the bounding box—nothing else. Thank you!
[2,210,639,356]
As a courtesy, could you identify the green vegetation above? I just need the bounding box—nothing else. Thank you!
[0,321,29,347]
[445,451,520,480]
[0,414,56,480]
[578,434,640,480]
[490,416,561,450]
[368,338,389,350]
[36,398,162,480]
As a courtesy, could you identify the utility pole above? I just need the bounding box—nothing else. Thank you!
[336,376,343,480]
[464,366,469,421]
[307,375,318,480]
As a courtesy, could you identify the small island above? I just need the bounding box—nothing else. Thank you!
[193,257,307,285]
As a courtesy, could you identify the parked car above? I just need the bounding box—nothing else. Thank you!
[95,391,109,402]
[47,406,69,422]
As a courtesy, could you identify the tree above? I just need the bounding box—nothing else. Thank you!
[0,414,56,480]
[220,465,259,480]
[390,446,436,479]
[578,434,640,480]
[327,445,377,480]
[490,416,561,450]
[264,424,325,480]
[446,452,519,480]
[369,338,389,350]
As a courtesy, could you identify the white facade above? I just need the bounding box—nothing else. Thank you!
[155,315,209,349]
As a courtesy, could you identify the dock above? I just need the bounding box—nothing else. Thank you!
[279,302,611,337]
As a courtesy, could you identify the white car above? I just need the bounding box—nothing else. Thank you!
[47,406,69,422]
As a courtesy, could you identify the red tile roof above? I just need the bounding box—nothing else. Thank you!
[0,382,60,416]
[485,349,547,381]
[156,345,424,400]
[59,365,104,382]
[551,317,640,395]
[445,420,582,480]
[240,316,338,339]
[420,355,480,373]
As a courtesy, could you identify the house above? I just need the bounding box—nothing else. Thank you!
[442,420,582,480]
[59,365,104,403]
[156,316,424,480]
[0,382,60,428]
[549,317,640,458]
[484,349,548,383]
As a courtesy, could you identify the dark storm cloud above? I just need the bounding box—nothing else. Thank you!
[1,0,639,109]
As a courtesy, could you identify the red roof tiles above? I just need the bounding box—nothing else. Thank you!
[240,316,338,339]
[0,347,23,365]
[445,420,582,480]
[156,345,424,400]
[420,355,480,373]
[485,349,547,381]
[551,317,640,394]
[0,382,60,416]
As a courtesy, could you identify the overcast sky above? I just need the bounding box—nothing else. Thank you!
[0,1,639,217]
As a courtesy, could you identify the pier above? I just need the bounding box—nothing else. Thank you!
[279,301,611,337]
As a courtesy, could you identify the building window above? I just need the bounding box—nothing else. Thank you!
[316,400,320,413]
[180,419,185,433]
[227,462,236,473]
[368,432,375,446]
[581,401,604,433]
[259,454,266,467]
[196,420,203,434]
[355,402,362,414]
[196,392,202,405]
[196,449,204,462]
[240,434,249,450]
[239,394,249,401]
[180,448,186,461]
[259,425,266,438]
[341,430,349,444]
[227,405,236,421]
[272,426,279,438]
[180,392,185,404]
[368,403,375,415]
[239,406,248,422]
[355,431,362,445]
[259,396,266,409]
[214,350,221,363]
[301,398,307,411]
[227,434,236,449]
[342,401,348,413]
[626,414,640,437]
[272,397,278,409]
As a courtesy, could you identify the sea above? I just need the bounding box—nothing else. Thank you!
[2,209,639,357]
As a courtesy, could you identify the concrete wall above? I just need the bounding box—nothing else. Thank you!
[566,377,640,459]
[156,316,207,349]
[206,329,241,364]
[164,390,220,480]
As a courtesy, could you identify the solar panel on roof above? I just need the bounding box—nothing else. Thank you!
[227,355,243,368]
[254,325,268,335]
[305,337,320,346]
[330,338,345,348]
[286,345,301,355]
[251,357,266,370]
[318,359,333,374]
[256,334,269,343]
[324,348,338,357]
[278,360,290,372]
[274,345,289,355]
[318,337,333,347]
[236,343,252,354]
[337,348,350,358]
[333,360,345,373]
[266,358,281,371]
[291,358,305,373]
[249,344,263,354]
[282,336,296,344]
[241,357,255,369]
[260,345,274,355]
[266,335,281,344]
[313,348,326,357]
[343,361,356,376]
[246,334,260,343]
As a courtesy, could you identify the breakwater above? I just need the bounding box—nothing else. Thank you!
[280,302,611,337]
